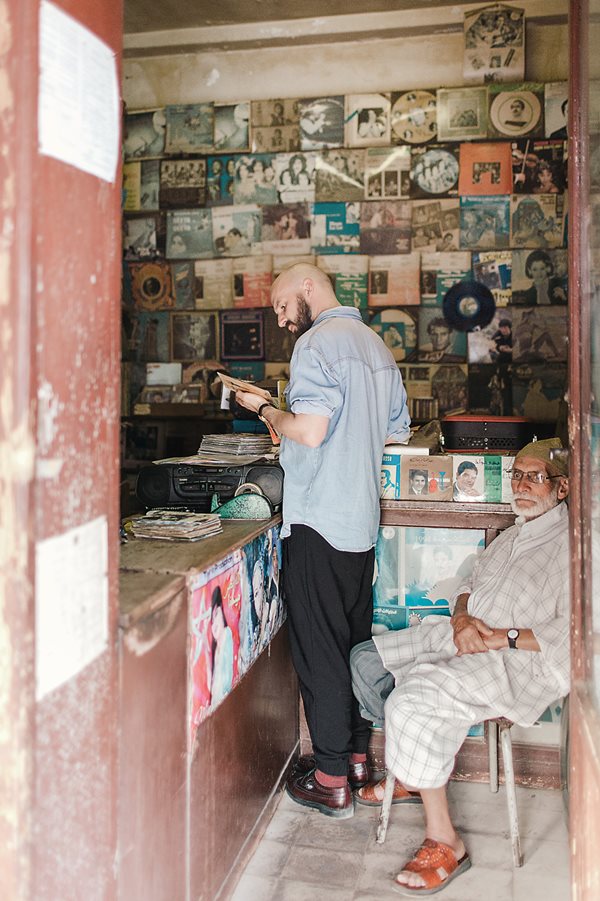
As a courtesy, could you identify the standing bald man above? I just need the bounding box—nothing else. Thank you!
[236,263,410,818]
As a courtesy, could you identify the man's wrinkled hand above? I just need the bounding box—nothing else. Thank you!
[452,614,494,655]
[483,629,508,651]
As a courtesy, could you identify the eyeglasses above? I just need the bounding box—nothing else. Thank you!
[506,469,563,484]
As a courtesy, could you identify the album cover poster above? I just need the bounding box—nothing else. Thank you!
[345,93,392,147]
[273,152,317,204]
[124,108,166,160]
[431,364,469,416]
[264,309,296,362]
[399,456,454,501]
[213,102,250,153]
[124,310,170,362]
[359,200,412,254]
[146,362,183,385]
[368,253,420,306]
[436,87,489,141]
[418,308,467,362]
[220,310,264,360]
[166,209,213,259]
[511,139,567,194]
[180,362,226,404]
[261,203,312,255]
[460,195,510,250]
[472,250,512,306]
[212,205,262,257]
[272,253,315,277]
[468,363,513,416]
[232,154,278,204]
[488,82,545,139]
[314,149,366,202]
[509,193,565,249]
[170,311,217,362]
[390,90,437,145]
[463,4,525,85]
[123,160,160,211]
[364,146,411,200]
[251,125,301,154]
[206,156,236,206]
[229,361,266,382]
[420,251,472,304]
[138,385,174,405]
[232,254,273,308]
[412,199,461,253]
[171,261,196,309]
[451,454,505,503]
[512,306,567,363]
[263,362,289,382]
[123,215,159,259]
[511,248,568,305]
[193,258,234,309]
[511,362,567,422]
[311,202,360,255]
[372,526,483,626]
[159,159,206,209]
[435,269,472,308]
[251,98,301,129]
[298,96,345,150]
[458,141,513,195]
[317,255,369,309]
[409,145,460,199]
[467,309,513,364]
[368,308,418,362]
[544,82,569,139]
[164,103,214,154]
[128,261,175,311]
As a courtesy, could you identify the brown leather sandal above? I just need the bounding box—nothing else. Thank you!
[392,839,471,895]
[354,776,423,807]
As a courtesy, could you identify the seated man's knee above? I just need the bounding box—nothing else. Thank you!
[350,638,378,674]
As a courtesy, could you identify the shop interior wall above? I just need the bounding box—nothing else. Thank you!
[123,22,568,110]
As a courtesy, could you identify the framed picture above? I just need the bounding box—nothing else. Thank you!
[170,311,217,362]
[165,103,214,154]
[458,142,513,195]
[345,93,392,147]
[488,83,545,138]
[390,90,437,144]
[213,102,251,153]
[220,310,265,360]
[436,87,489,141]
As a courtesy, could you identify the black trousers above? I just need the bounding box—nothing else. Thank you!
[282,525,375,776]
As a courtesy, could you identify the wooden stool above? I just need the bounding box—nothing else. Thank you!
[376,718,523,867]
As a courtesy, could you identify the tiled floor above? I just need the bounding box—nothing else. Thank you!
[232,780,570,900]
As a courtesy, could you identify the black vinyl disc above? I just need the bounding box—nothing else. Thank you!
[442,279,496,332]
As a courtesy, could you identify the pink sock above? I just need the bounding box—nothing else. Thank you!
[350,753,367,765]
[315,769,347,789]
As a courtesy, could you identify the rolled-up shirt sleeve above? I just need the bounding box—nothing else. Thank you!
[387,376,411,443]
[287,345,341,417]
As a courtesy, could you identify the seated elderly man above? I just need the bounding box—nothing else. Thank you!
[350,438,569,896]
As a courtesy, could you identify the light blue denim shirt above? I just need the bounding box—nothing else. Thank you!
[279,306,411,552]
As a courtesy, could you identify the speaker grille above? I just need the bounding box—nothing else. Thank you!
[136,465,172,506]
[245,465,284,506]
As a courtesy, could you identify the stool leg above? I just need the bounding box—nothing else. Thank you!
[376,773,396,844]
[499,725,522,867]
[488,720,499,793]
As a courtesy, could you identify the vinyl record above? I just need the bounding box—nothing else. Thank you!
[130,262,174,310]
[442,280,496,332]
[489,90,542,137]
[391,90,437,144]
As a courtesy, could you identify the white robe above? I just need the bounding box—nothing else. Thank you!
[374,502,569,789]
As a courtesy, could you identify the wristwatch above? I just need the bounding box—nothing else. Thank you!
[507,628,520,649]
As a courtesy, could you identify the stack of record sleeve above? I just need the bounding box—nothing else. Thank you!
[130,509,222,541]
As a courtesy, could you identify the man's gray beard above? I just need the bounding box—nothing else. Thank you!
[510,484,560,522]
[292,296,313,337]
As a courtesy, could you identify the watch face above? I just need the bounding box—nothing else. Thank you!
[507,629,518,639]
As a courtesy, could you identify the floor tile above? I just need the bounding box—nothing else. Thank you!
[229,873,278,901]
[243,838,292,878]
[276,879,356,900]
[282,845,363,889]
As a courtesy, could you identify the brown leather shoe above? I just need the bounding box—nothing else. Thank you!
[348,760,371,790]
[286,768,354,819]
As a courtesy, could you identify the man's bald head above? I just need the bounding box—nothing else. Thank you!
[270,263,339,336]
[271,262,337,303]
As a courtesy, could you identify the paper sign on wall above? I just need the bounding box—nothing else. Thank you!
[35,516,109,700]
[38,1,120,183]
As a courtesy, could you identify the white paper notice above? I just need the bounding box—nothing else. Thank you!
[38,1,120,183]
[35,516,109,700]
